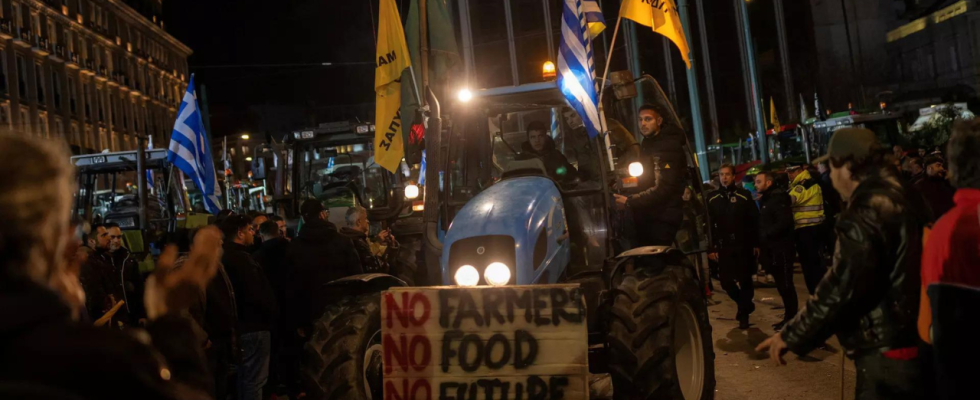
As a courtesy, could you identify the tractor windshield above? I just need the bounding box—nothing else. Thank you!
[297,142,392,210]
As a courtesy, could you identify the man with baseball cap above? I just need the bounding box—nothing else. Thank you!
[757,128,930,398]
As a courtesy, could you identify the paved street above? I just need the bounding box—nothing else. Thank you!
[709,270,857,400]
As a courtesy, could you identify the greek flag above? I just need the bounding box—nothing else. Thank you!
[558,0,602,139]
[167,74,221,213]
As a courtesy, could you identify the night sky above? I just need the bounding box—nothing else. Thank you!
[163,0,808,143]
[164,0,379,138]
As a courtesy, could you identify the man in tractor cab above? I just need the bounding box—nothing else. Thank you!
[517,121,578,184]
[614,104,688,246]
[786,163,826,295]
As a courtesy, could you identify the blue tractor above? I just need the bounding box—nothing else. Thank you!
[303,75,716,400]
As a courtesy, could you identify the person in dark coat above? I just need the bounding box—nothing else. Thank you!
[338,206,385,273]
[614,104,688,246]
[251,220,291,396]
[914,155,956,222]
[758,128,929,399]
[0,135,217,400]
[755,171,798,330]
[77,223,115,322]
[515,121,578,184]
[707,163,760,329]
[283,200,362,333]
[817,160,842,264]
[97,223,146,327]
[219,215,278,400]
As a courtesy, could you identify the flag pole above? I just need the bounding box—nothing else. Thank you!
[597,15,622,109]
[597,15,623,172]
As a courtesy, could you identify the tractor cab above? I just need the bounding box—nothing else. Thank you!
[71,149,206,270]
[270,121,407,228]
[433,76,712,286]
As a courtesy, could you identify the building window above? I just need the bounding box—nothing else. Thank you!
[35,63,45,104]
[16,55,26,98]
[38,113,48,138]
[0,48,7,94]
[47,20,56,43]
[52,71,61,110]
[71,123,80,147]
[68,76,76,114]
[31,13,40,37]
[0,103,10,130]
[12,2,21,31]
[55,117,64,141]
[97,88,103,122]
[66,29,73,53]
[19,107,29,135]
[83,83,90,119]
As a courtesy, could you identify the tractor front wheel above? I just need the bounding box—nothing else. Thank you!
[607,263,715,400]
[302,293,383,400]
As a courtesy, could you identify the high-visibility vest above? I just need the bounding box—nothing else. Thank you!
[789,170,825,228]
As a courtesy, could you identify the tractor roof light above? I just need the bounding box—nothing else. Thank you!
[628,161,644,177]
[454,265,480,287]
[457,88,473,103]
[542,61,556,80]
[484,262,511,286]
[404,184,420,199]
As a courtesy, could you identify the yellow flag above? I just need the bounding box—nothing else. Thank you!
[374,0,411,173]
[770,97,781,132]
[620,0,691,69]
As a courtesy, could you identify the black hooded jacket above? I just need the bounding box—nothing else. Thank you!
[757,185,796,248]
[283,218,362,330]
[627,125,688,226]
[516,136,578,184]
[782,167,928,357]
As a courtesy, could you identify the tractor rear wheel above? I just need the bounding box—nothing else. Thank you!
[302,293,383,400]
[607,263,715,400]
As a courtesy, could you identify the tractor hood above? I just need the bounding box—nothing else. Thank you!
[441,176,569,285]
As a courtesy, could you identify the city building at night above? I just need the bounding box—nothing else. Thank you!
[0,0,190,154]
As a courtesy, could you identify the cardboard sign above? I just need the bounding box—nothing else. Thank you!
[381,285,589,400]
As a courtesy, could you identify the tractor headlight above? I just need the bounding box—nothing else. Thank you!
[484,262,511,286]
[628,162,644,177]
[404,184,420,199]
[457,88,473,102]
[454,265,480,287]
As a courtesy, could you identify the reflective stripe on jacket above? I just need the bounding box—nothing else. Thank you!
[789,170,825,228]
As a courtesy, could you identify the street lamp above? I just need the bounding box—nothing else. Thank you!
[241,134,250,140]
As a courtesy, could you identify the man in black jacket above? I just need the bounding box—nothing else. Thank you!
[516,121,578,184]
[220,215,278,400]
[914,155,955,221]
[98,222,146,327]
[614,104,688,246]
[758,128,929,399]
[707,163,760,329]
[755,171,798,330]
[283,200,362,333]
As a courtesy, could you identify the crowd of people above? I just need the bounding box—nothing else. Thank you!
[1,104,978,400]
[0,133,402,400]
[690,123,976,399]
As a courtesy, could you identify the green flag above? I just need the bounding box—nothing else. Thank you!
[400,0,461,165]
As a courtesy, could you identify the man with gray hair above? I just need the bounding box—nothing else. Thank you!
[0,135,222,398]
[339,206,386,273]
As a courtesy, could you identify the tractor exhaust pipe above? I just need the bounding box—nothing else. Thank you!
[423,87,444,284]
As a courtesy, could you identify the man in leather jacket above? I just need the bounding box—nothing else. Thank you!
[758,128,929,399]
[707,164,760,329]
[99,222,146,326]
[614,104,688,246]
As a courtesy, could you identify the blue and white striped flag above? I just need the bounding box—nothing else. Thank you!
[558,0,602,139]
[167,74,221,214]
